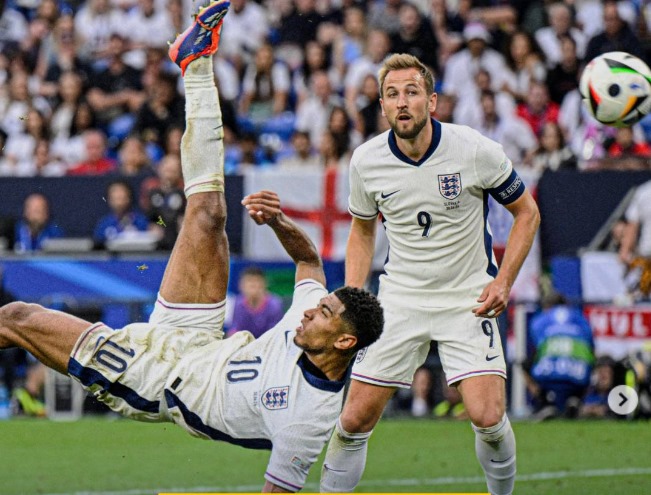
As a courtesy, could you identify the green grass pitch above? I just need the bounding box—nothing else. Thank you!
[1,417,650,494]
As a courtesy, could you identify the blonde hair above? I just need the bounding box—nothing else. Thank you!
[378,53,435,97]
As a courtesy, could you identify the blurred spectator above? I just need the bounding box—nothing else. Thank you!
[19,15,50,75]
[605,127,651,160]
[355,73,381,138]
[295,70,342,148]
[67,129,117,175]
[0,0,28,54]
[327,105,360,156]
[1,71,51,137]
[526,121,577,172]
[49,71,84,143]
[476,90,537,165]
[584,0,644,63]
[516,81,560,136]
[218,0,270,74]
[115,135,154,177]
[333,6,367,81]
[429,0,465,67]
[0,128,9,174]
[140,153,185,250]
[525,292,595,420]
[579,356,617,418]
[390,2,439,77]
[618,179,651,300]
[410,365,433,417]
[165,0,185,37]
[93,179,151,248]
[3,107,50,175]
[163,124,183,158]
[502,30,547,103]
[319,128,348,170]
[226,266,284,339]
[122,0,174,69]
[534,2,587,68]
[51,100,98,167]
[433,92,456,123]
[367,0,403,36]
[276,0,324,49]
[37,14,92,99]
[441,22,510,99]
[343,29,391,115]
[545,34,580,106]
[292,40,340,106]
[454,67,515,127]
[74,0,127,61]
[239,42,290,124]
[14,192,64,253]
[85,33,144,132]
[21,138,67,177]
[133,71,183,149]
[277,130,321,171]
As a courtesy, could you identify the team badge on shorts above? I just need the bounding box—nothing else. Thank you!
[438,173,462,200]
[262,386,289,410]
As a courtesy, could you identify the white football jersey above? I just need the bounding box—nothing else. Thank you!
[349,120,525,300]
[164,279,344,492]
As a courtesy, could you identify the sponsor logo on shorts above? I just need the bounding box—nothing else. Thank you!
[355,348,367,364]
[438,173,462,200]
[262,386,289,410]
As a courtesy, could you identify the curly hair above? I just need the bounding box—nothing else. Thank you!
[334,286,384,351]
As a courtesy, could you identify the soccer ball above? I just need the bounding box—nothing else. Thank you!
[579,51,651,127]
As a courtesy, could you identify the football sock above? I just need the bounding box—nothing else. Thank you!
[181,56,224,198]
[473,414,516,495]
[320,418,372,492]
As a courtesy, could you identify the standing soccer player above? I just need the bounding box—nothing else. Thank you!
[0,2,383,491]
[320,54,540,495]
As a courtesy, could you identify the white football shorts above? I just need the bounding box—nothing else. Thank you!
[67,293,228,420]
[351,285,507,388]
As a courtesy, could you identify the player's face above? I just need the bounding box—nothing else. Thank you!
[381,68,436,140]
[294,294,347,353]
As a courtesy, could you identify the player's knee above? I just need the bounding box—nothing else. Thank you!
[0,302,44,330]
[469,403,505,429]
[192,197,227,233]
[340,407,381,433]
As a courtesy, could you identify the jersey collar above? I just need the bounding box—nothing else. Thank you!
[297,353,349,393]
[388,118,442,166]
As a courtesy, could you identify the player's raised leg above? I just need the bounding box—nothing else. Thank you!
[159,0,230,305]
[457,375,516,495]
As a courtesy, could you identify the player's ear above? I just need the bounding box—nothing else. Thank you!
[428,93,437,114]
[380,99,386,117]
[334,333,357,351]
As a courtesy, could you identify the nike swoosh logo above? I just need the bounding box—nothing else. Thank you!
[323,464,347,473]
[490,456,514,464]
[380,190,400,199]
[485,354,500,361]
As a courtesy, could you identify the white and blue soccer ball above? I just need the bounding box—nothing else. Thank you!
[579,51,651,127]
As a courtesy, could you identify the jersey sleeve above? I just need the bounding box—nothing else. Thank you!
[348,156,378,219]
[265,422,332,491]
[475,133,526,205]
[273,279,328,332]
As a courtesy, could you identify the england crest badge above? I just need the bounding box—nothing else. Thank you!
[262,386,289,410]
[438,173,462,200]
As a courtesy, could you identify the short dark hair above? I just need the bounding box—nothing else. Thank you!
[334,286,384,351]
[241,265,266,279]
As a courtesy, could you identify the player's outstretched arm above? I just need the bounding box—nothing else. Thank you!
[242,190,325,286]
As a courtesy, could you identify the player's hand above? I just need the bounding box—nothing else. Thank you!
[472,279,510,318]
[241,190,282,225]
